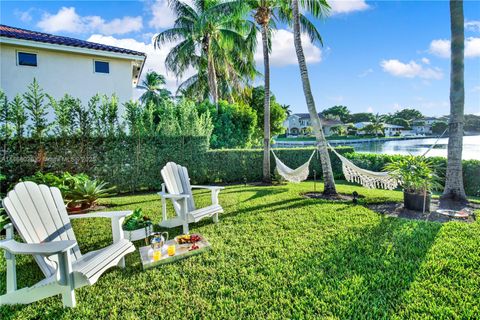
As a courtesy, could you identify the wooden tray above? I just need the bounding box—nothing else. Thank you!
[139,235,211,269]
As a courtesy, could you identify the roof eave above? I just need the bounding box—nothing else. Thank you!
[0,37,145,61]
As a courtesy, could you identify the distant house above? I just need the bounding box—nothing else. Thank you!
[0,24,146,104]
[353,122,371,133]
[354,122,405,137]
[412,117,440,135]
[284,113,344,136]
[383,124,405,137]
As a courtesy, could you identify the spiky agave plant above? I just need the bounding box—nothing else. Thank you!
[68,179,116,209]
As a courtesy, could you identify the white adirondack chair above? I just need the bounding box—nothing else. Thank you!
[0,182,135,308]
[159,162,224,234]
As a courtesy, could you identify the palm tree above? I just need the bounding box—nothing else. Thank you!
[138,71,172,106]
[442,0,467,202]
[154,0,254,106]
[291,0,336,195]
[246,0,323,183]
[281,104,292,117]
[371,113,385,137]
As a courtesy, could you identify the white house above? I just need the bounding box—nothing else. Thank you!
[383,124,405,137]
[0,25,145,104]
[354,122,405,136]
[412,117,440,135]
[283,113,344,136]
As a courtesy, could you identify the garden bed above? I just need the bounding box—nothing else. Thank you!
[366,199,478,223]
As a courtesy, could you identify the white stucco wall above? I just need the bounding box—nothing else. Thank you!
[0,43,138,105]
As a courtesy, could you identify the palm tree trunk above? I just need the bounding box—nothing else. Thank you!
[262,24,271,183]
[442,0,467,202]
[291,0,336,195]
[206,42,219,106]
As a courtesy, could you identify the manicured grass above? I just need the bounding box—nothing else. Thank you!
[1,182,479,319]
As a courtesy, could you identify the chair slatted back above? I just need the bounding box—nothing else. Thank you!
[2,182,82,277]
[161,162,196,214]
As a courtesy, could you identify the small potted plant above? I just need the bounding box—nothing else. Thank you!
[384,156,440,212]
[123,208,153,242]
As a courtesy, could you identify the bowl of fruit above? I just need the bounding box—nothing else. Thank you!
[174,234,202,248]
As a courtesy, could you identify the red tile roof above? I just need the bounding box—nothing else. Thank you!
[0,24,145,57]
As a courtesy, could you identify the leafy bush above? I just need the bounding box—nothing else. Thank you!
[197,100,257,148]
[123,208,152,231]
[384,156,441,194]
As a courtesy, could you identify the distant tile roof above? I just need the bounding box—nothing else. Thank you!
[0,24,145,57]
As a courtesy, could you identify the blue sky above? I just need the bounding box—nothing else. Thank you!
[1,0,479,116]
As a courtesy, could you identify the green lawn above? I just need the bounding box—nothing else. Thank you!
[1,182,479,319]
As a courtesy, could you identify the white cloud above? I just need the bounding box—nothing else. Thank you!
[148,0,176,29]
[15,8,34,22]
[380,59,443,80]
[37,7,142,35]
[87,34,193,95]
[472,85,480,93]
[465,20,480,32]
[366,106,374,112]
[329,0,369,15]
[428,37,480,58]
[148,0,195,29]
[421,57,430,64]
[254,29,322,67]
[358,68,373,77]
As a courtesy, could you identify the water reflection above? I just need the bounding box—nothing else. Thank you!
[350,135,480,160]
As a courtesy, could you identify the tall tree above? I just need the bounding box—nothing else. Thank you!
[247,0,323,182]
[138,71,172,106]
[322,105,350,123]
[154,0,254,105]
[23,78,49,140]
[442,0,467,202]
[291,0,336,195]
[10,94,27,140]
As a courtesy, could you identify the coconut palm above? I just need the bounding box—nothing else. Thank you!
[291,0,336,195]
[246,0,323,182]
[138,71,172,106]
[371,113,385,137]
[442,0,467,202]
[154,0,254,106]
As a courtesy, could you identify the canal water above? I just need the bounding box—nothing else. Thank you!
[351,135,480,160]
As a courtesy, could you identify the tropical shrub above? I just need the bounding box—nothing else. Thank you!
[384,156,441,194]
[67,179,116,209]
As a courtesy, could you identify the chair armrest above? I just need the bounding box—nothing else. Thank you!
[157,192,190,199]
[191,185,225,191]
[68,211,132,220]
[0,239,77,256]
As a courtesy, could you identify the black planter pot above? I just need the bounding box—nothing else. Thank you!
[404,191,431,212]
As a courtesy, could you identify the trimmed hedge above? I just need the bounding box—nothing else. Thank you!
[192,147,355,184]
[0,136,209,193]
[1,138,479,196]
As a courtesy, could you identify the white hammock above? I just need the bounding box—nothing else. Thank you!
[272,149,317,183]
[272,128,448,189]
[271,145,398,189]
[328,146,398,190]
